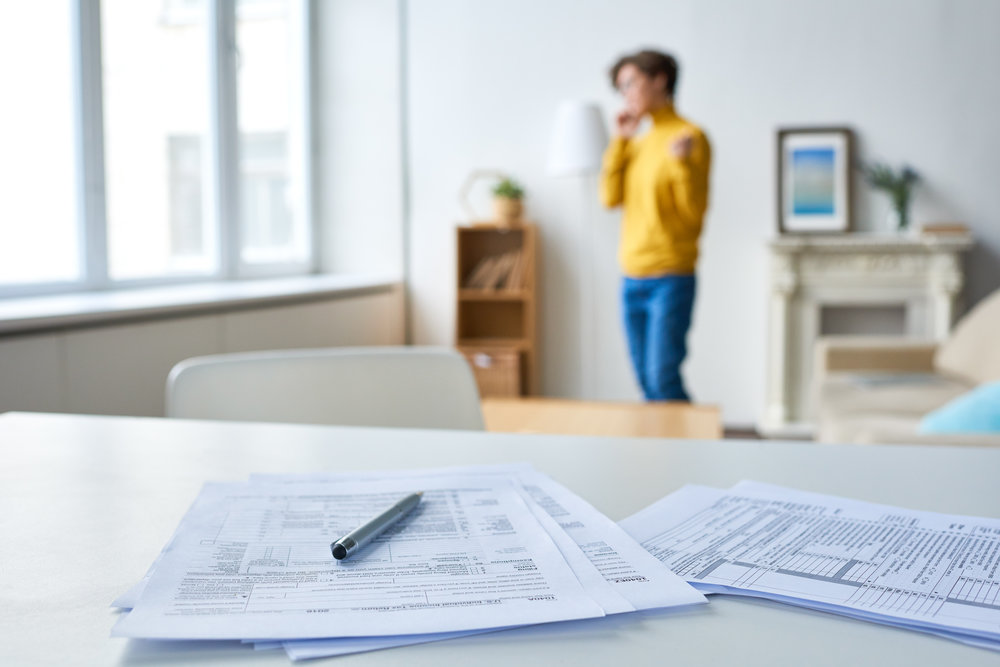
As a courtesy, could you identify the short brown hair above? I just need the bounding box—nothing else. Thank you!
[609,49,679,98]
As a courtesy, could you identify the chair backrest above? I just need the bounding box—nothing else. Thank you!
[166,346,485,430]
[935,287,1000,385]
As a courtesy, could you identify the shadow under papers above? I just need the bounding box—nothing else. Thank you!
[117,638,275,664]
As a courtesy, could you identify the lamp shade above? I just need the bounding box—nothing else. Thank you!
[546,101,608,176]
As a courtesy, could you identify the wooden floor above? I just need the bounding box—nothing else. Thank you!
[481,397,723,439]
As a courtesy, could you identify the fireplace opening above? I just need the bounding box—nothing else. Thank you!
[820,305,907,336]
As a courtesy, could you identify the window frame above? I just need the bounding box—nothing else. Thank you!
[0,0,316,299]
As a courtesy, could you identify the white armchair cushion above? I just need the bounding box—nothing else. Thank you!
[934,288,1000,385]
[819,372,972,418]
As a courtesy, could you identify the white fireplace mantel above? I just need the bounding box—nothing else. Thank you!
[762,232,974,438]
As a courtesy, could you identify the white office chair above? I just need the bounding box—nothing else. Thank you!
[166,346,485,430]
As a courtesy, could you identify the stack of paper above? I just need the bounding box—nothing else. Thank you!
[620,480,1000,652]
[113,464,705,660]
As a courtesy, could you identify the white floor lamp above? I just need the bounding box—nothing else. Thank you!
[547,101,608,399]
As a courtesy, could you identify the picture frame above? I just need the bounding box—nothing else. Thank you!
[777,127,854,234]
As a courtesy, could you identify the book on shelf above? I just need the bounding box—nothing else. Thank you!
[505,251,524,290]
[482,252,511,289]
[920,222,969,235]
[464,250,523,290]
[464,256,497,289]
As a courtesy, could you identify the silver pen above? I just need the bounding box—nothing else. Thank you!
[331,491,423,561]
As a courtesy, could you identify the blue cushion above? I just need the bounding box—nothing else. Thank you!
[919,381,1000,434]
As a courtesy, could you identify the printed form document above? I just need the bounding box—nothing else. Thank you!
[114,465,705,656]
[620,481,1000,650]
[249,465,704,660]
[115,476,605,639]
[252,464,696,611]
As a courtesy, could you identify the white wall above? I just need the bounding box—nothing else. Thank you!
[400,0,1000,426]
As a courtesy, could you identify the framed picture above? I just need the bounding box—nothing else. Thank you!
[777,127,854,234]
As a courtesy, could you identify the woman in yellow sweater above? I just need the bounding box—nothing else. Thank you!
[600,50,711,402]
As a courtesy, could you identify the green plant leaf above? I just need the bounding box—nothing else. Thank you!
[492,177,525,199]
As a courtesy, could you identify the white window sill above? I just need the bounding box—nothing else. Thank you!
[0,274,402,335]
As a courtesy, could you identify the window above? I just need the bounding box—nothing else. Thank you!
[0,2,81,286]
[240,133,296,261]
[235,0,310,266]
[0,0,314,297]
[102,0,214,280]
[167,135,206,257]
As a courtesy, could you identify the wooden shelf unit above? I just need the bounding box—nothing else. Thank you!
[458,289,531,301]
[456,223,538,396]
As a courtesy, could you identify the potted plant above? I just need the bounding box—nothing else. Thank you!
[860,162,920,232]
[492,177,525,227]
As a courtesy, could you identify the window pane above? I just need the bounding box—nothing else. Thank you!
[0,4,80,285]
[102,0,214,280]
[236,0,309,265]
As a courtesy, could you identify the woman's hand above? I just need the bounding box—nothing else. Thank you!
[615,109,640,139]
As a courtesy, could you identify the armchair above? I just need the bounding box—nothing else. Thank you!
[813,288,1000,446]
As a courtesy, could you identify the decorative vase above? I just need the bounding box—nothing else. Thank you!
[493,197,523,227]
[885,205,910,234]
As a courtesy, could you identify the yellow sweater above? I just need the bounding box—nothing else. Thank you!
[599,104,711,277]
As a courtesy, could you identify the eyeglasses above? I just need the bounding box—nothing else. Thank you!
[616,74,641,95]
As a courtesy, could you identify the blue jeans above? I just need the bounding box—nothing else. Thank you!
[622,274,696,402]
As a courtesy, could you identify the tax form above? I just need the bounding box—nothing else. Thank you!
[114,475,606,640]
[620,481,1000,649]
[254,465,703,611]
[252,466,706,660]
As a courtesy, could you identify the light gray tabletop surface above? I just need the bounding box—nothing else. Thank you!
[2,411,998,666]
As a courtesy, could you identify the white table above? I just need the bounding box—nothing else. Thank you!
[2,411,998,666]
